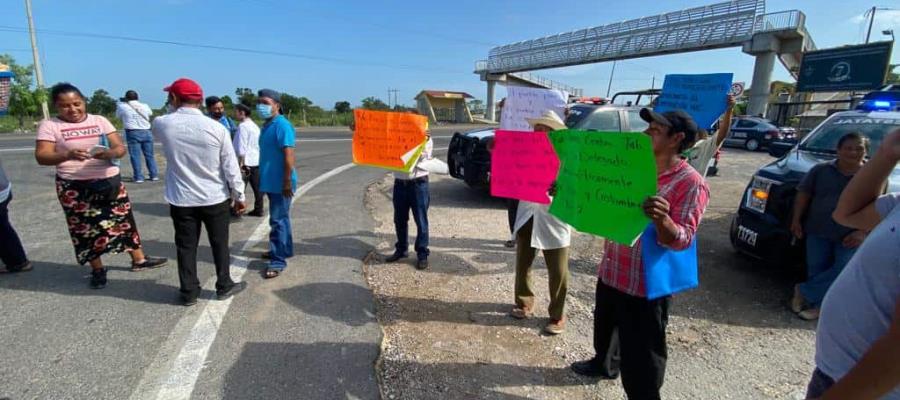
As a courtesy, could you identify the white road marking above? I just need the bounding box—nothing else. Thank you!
[132,163,356,400]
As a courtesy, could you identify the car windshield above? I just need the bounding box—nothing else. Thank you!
[565,105,594,128]
[800,114,900,154]
[574,109,621,131]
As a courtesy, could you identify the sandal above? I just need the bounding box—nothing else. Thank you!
[3,260,33,273]
[263,268,281,279]
[510,307,533,319]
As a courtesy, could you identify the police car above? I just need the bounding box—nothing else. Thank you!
[730,91,900,265]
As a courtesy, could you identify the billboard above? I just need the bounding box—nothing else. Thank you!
[0,71,11,116]
[797,41,893,92]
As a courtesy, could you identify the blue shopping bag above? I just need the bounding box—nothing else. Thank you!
[641,224,698,300]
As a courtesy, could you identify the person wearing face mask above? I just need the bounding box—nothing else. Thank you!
[256,89,298,280]
[152,78,248,306]
[206,96,238,140]
[35,83,167,289]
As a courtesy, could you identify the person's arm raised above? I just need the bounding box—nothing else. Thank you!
[833,129,900,230]
[714,94,736,148]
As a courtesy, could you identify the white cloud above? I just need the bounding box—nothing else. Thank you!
[848,9,900,28]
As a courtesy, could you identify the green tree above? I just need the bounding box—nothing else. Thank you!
[888,64,899,84]
[235,87,256,107]
[0,54,46,129]
[334,101,351,113]
[467,99,484,113]
[87,89,116,115]
[360,96,389,110]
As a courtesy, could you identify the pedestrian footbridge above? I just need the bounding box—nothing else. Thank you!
[477,0,816,120]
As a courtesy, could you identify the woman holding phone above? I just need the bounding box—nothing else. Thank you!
[34,83,166,289]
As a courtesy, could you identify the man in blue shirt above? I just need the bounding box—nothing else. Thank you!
[257,89,298,279]
[206,96,238,139]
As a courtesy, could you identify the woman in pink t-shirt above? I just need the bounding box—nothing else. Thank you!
[35,83,166,289]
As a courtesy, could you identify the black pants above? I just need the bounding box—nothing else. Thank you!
[246,166,264,212]
[170,200,234,298]
[593,281,670,400]
[506,199,519,235]
[0,194,28,268]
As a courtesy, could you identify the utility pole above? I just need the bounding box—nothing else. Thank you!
[25,0,49,120]
[387,88,399,109]
[606,60,617,98]
[865,6,876,44]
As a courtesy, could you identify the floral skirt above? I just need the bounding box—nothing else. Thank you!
[56,176,142,265]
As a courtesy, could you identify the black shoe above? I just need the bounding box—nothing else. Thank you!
[384,253,407,263]
[90,268,107,289]
[217,281,248,300]
[182,296,198,307]
[131,256,168,272]
[247,209,264,217]
[416,259,429,270]
[571,359,619,379]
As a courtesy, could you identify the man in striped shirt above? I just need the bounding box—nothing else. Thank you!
[571,109,710,400]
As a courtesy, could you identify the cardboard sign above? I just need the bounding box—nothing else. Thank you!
[490,130,560,204]
[500,87,568,131]
[729,81,745,97]
[655,73,733,129]
[352,109,428,172]
[548,130,657,245]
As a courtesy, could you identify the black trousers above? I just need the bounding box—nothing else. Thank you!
[246,166,264,212]
[170,200,234,298]
[0,194,28,268]
[593,281,670,400]
[506,199,519,235]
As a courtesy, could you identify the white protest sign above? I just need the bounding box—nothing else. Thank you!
[500,86,568,131]
[729,82,745,97]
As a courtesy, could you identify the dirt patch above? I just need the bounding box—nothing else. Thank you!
[364,148,816,400]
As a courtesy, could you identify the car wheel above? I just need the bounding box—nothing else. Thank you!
[745,139,760,151]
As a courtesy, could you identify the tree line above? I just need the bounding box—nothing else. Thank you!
[0,54,414,131]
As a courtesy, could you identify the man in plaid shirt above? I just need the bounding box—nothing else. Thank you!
[571,108,710,400]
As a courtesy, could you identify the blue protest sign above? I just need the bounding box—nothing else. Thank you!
[655,73,733,129]
[641,224,699,300]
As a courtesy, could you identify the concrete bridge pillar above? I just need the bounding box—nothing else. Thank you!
[486,80,497,122]
[748,51,776,117]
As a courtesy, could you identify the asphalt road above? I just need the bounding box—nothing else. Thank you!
[0,126,464,400]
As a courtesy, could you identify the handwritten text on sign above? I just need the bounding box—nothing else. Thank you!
[655,73,733,129]
[352,109,427,171]
[548,130,657,245]
[490,130,561,204]
[500,86,567,131]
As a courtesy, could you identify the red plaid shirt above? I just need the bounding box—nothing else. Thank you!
[598,159,710,297]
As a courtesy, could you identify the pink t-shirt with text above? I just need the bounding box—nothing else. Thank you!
[37,114,120,180]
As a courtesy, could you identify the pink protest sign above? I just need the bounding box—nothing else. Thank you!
[490,130,560,204]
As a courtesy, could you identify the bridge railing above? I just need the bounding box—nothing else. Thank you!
[753,10,803,34]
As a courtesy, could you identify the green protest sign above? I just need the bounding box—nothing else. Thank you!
[548,130,657,245]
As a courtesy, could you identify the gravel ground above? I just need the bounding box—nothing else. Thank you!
[363,148,816,400]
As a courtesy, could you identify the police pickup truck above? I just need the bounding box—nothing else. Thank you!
[730,91,900,265]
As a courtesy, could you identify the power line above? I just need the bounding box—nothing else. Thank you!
[0,25,472,76]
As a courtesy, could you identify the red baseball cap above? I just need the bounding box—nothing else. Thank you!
[163,78,203,101]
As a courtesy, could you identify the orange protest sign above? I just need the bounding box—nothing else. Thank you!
[352,109,428,171]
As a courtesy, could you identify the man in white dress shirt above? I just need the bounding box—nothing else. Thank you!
[383,112,434,270]
[508,110,572,335]
[233,103,263,217]
[152,78,247,306]
[115,90,158,183]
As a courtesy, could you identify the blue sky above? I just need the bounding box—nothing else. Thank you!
[0,0,897,109]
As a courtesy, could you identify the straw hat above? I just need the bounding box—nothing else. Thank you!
[526,110,566,131]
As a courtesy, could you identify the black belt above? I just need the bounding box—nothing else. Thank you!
[395,176,428,185]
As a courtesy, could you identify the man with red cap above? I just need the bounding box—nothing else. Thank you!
[152,78,247,306]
